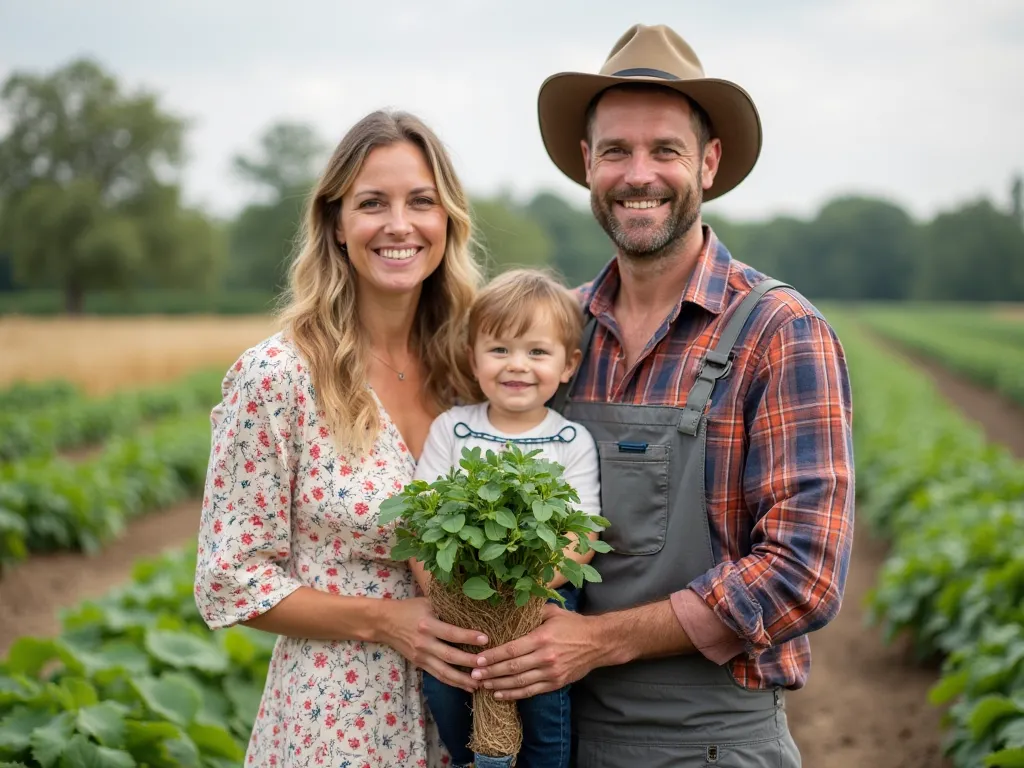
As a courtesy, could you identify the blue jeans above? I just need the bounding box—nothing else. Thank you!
[423,586,578,768]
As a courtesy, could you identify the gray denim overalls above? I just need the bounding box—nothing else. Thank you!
[550,278,802,768]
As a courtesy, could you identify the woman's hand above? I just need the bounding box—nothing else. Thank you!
[382,597,489,693]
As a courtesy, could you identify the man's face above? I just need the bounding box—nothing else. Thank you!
[582,88,721,261]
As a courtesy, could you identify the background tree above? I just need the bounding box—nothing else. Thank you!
[227,122,327,292]
[0,58,223,312]
[524,192,610,287]
[472,194,553,278]
[915,200,1024,302]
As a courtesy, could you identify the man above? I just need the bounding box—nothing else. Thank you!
[470,24,855,767]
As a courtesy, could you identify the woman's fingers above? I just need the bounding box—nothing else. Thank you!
[422,615,488,647]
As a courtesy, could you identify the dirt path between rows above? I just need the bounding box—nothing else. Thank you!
[787,333,1024,767]
[0,500,200,656]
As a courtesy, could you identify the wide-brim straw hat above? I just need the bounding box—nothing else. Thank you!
[538,24,762,201]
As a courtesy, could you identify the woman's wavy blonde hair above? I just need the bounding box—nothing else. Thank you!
[278,110,483,456]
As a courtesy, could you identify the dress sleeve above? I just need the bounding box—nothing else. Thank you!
[413,409,457,484]
[194,342,304,630]
[561,423,602,517]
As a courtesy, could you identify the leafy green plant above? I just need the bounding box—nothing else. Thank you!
[0,549,273,767]
[380,444,610,607]
[858,307,1024,408]
[827,311,1024,767]
[0,380,80,415]
[0,369,222,462]
[0,412,211,569]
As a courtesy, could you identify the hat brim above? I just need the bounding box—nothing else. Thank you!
[537,72,762,202]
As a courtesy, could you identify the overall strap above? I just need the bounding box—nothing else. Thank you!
[677,278,791,436]
[549,313,598,414]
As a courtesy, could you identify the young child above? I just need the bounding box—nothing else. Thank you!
[412,268,601,768]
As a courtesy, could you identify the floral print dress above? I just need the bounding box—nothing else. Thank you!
[194,333,449,768]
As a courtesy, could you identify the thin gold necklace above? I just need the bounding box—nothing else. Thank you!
[370,351,408,381]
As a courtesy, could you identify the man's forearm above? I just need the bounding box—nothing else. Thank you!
[592,599,697,666]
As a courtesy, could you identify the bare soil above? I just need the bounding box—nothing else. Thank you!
[0,500,201,656]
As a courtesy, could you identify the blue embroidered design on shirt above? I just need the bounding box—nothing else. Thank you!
[452,421,576,445]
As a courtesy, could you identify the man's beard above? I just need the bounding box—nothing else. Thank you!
[591,171,703,261]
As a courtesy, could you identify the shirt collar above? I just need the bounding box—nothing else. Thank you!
[584,225,732,320]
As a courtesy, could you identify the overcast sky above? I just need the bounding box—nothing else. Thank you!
[2,0,1022,223]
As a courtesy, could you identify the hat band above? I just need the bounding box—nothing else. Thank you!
[611,67,680,80]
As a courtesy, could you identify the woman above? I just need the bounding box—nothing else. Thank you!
[194,110,488,767]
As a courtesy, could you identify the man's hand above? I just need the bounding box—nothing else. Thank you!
[470,603,613,701]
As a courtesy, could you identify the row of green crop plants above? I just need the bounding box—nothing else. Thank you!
[0,550,273,767]
[0,375,221,570]
[857,306,1024,408]
[831,314,1024,766]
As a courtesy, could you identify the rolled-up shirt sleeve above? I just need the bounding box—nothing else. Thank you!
[194,347,303,630]
[684,313,855,656]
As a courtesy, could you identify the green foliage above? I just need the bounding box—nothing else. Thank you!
[0,58,225,312]
[0,289,279,316]
[858,308,1024,408]
[225,122,326,293]
[0,549,274,767]
[831,313,1024,766]
[380,445,610,606]
[0,369,222,462]
[0,381,80,415]
[0,412,211,569]
[472,196,553,279]
[522,191,611,287]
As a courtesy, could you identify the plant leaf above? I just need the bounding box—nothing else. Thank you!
[494,508,517,528]
[422,527,446,543]
[560,559,584,588]
[984,747,1024,767]
[30,712,74,768]
[58,735,136,768]
[145,630,229,674]
[76,702,128,749]
[390,538,419,561]
[581,564,603,583]
[4,637,62,677]
[479,542,507,561]
[132,675,202,727]
[969,695,1022,740]
[458,525,485,548]
[0,709,54,753]
[532,501,553,522]
[436,546,456,573]
[589,539,612,553]
[484,520,506,541]
[536,525,557,550]
[377,496,408,525]
[462,577,496,600]
[441,514,465,533]
[477,483,502,503]
[187,722,245,761]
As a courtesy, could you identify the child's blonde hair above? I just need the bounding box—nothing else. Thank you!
[467,268,584,352]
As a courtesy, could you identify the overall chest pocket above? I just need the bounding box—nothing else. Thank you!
[597,441,670,555]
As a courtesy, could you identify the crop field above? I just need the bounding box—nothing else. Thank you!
[1,306,1023,767]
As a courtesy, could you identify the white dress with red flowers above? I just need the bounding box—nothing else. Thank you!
[194,333,449,768]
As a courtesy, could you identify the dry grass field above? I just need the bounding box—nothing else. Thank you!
[0,315,280,393]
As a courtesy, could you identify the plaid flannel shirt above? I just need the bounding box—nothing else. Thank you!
[574,226,855,690]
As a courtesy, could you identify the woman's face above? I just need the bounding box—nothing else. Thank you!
[336,141,449,302]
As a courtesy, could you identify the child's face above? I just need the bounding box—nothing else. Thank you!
[471,312,581,419]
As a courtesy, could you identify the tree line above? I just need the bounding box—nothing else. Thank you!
[1,58,1022,313]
